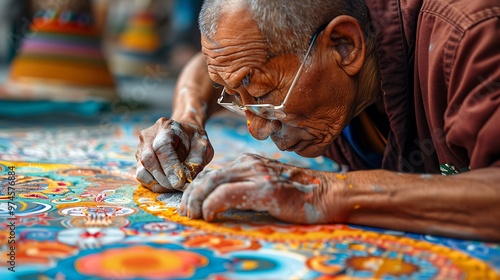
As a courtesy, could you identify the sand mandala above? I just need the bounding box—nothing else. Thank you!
[0,161,499,279]
[1,110,500,280]
[133,184,500,280]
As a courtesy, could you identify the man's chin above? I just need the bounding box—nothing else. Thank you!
[294,146,325,158]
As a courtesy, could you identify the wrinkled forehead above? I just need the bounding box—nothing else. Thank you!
[201,35,268,67]
[201,8,270,81]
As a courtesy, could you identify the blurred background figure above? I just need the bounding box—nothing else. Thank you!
[2,0,117,114]
[109,2,164,78]
[0,0,203,117]
[106,0,202,77]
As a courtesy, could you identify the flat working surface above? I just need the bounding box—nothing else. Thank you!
[0,109,499,279]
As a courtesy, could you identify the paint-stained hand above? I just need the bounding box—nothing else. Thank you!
[135,117,214,192]
[179,153,343,223]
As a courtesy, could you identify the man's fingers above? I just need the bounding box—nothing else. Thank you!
[180,156,272,219]
[201,181,275,222]
[151,184,178,193]
[200,180,318,223]
[169,121,191,151]
[152,129,188,190]
[181,169,229,219]
[136,163,175,193]
[179,168,219,215]
[138,123,175,189]
[179,181,194,215]
[140,146,174,190]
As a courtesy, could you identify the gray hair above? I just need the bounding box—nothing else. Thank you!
[199,0,373,57]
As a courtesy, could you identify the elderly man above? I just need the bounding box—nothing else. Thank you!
[136,0,500,241]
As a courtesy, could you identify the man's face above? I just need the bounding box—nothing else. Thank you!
[202,8,357,158]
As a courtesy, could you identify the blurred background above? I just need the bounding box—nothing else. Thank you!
[0,0,340,185]
[0,0,203,117]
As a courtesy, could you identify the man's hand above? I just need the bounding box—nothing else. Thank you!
[176,152,500,241]
[135,117,214,192]
[179,153,344,223]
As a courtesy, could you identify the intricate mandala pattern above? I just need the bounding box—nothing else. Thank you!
[1,160,499,280]
[134,184,500,279]
[44,243,230,280]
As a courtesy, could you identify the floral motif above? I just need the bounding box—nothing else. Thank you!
[44,243,230,280]
[0,240,76,265]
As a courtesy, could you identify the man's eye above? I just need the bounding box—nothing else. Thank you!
[242,72,251,87]
[253,90,273,103]
[211,81,222,89]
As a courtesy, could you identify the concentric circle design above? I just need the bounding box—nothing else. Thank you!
[0,201,52,217]
[43,243,230,280]
[1,161,498,280]
[222,249,308,279]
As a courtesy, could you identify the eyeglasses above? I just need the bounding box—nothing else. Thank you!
[217,31,320,120]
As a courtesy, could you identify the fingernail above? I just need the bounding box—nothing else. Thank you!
[186,209,191,218]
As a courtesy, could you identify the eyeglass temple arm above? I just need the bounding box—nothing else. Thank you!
[281,32,319,106]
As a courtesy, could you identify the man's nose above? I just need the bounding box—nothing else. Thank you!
[246,114,282,140]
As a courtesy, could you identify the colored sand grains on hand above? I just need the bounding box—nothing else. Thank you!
[336,174,347,180]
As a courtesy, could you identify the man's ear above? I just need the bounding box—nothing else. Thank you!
[322,15,366,76]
